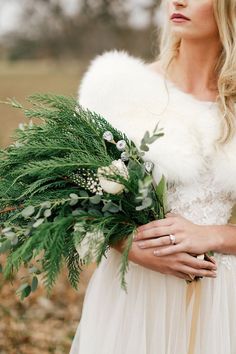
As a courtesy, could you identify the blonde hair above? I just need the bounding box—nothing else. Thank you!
[155,0,236,144]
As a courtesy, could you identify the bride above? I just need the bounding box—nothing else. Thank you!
[70,0,236,353]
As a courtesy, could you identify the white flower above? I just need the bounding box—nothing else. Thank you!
[116,140,126,151]
[97,159,129,195]
[103,131,114,142]
[75,230,105,263]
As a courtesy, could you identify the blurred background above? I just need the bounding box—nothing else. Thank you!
[0,1,162,353]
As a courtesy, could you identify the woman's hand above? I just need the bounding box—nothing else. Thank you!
[133,212,220,257]
[111,238,217,280]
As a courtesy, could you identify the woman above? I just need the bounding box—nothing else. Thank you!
[70,0,236,353]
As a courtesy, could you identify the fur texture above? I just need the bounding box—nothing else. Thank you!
[77,49,236,196]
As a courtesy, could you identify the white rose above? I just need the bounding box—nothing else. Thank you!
[97,159,129,195]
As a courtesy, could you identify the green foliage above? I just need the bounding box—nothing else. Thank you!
[0,93,166,300]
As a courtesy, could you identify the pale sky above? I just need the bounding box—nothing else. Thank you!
[0,1,22,34]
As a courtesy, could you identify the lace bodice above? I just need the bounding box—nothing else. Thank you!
[166,174,235,226]
[166,171,235,270]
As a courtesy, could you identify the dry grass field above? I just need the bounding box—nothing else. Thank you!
[0,59,97,354]
[0,59,87,146]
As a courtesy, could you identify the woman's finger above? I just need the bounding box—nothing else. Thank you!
[179,264,217,278]
[183,254,217,270]
[153,243,184,256]
[135,226,174,241]
[137,235,173,249]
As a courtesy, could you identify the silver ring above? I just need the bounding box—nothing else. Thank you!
[169,234,176,245]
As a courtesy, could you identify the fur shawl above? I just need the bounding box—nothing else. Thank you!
[77,49,236,197]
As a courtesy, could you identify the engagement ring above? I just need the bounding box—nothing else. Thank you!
[169,234,176,245]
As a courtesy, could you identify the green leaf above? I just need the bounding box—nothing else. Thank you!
[31,276,38,292]
[89,195,101,204]
[69,193,79,200]
[21,285,31,300]
[155,175,167,209]
[69,199,79,206]
[22,205,35,218]
[0,239,12,254]
[78,190,89,198]
[142,131,150,142]
[102,201,119,213]
[72,209,87,216]
[107,204,120,213]
[16,282,29,293]
[88,209,103,217]
[140,144,149,152]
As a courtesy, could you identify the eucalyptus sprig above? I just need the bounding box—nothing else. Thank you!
[0,93,166,300]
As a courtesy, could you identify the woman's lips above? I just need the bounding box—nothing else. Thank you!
[170,13,190,23]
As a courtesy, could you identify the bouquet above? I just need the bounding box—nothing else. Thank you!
[0,94,167,300]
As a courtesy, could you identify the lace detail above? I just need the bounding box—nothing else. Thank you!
[214,253,235,270]
[166,172,236,270]
[166,174,234,226]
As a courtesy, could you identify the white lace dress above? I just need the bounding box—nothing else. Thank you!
[69,50,236,354]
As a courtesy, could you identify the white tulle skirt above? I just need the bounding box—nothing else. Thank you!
[69,248,236,354]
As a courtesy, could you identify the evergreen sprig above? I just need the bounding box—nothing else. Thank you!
[0,93,166,300]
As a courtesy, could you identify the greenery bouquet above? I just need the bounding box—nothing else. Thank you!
[0,94,167,300]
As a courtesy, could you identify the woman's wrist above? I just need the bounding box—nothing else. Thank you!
[202,225,223,252]
[203,224,231,253]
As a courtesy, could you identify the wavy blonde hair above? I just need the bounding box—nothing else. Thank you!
[156,0,236,144]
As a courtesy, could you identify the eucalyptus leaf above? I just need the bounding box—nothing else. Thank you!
[103,211,112,217]
[0,239,12,254]
[88,209,103,217]
[16,282,30,293]
[69,199,79,206]
[31,276,38,292]
[155,175,167,210]
[102,201,113,212]
[107,204,120,213]
[78,190,89,198]
[140,144,149,152]
[70,193,79,200]
[72,209,87,216]
[143,197,153,208]
[20,285,31,300]
[89,195,101,204]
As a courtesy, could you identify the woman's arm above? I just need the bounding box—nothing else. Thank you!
[133,212,236,257]
[204,223,236,254]
[111,239,217,280]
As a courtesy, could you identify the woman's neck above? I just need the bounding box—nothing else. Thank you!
[166,38,222,98]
